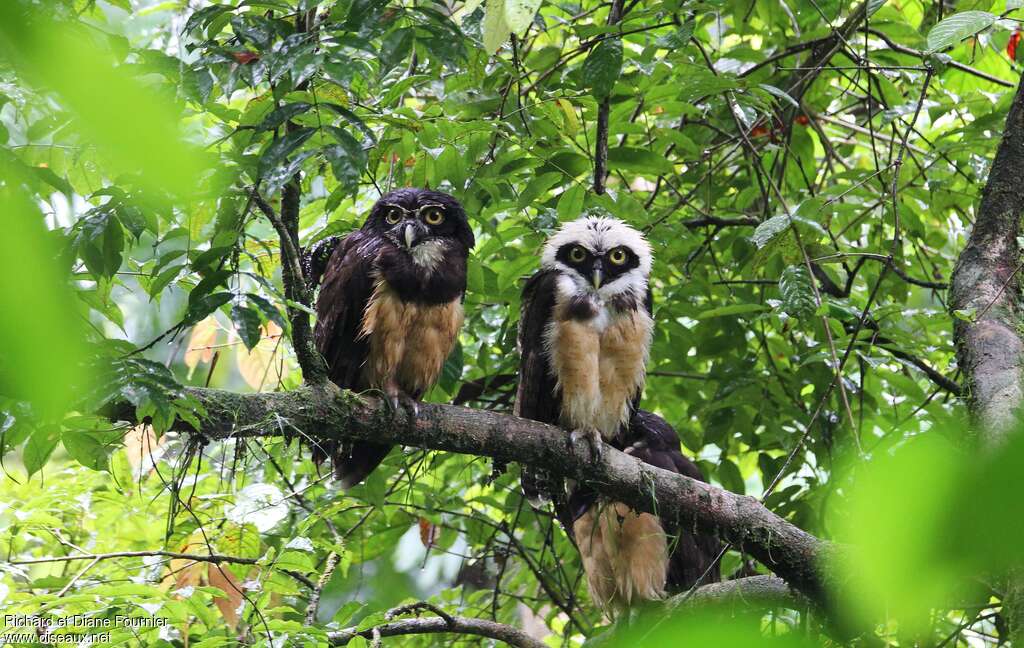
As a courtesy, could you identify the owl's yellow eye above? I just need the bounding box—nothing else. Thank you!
[385,207,402,225]
[608,247,628,266]
[568,246,587,263]
[422,207,445,226]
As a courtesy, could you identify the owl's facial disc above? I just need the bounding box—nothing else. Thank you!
[554,243,639,292]
[382,203,449,250]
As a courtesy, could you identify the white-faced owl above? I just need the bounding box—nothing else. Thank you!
[514,215,719,614]
[307,188,474,488]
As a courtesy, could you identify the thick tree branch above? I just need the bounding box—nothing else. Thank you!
[105,384,830,605]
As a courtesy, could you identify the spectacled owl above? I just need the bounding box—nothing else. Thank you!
[514,215,719,614]
[308,188,474,488]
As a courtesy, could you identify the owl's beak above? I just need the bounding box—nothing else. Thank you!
[403,223,417,249]
[591,260,604,289]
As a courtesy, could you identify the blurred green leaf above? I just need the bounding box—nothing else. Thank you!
[0,7,207,199]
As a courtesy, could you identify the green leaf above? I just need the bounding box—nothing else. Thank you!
[31,166,74,197]
[379,28,414,73]
[778,265,816,318]
[504,0,542,32]
[482,0,511,54]
[256,102,312,132]
[750,215,790,249]
[759,84,799,108]
[264,149,316,196]
[556,185,586,221]
[656,21,695,49]
[247,293,286,328]
[24,427,59,477]
[324,128,367,194]
[258,127,316,178]
[607,147,673,175]
[79,213,125,279]
[149,264,186,298]
[232,304,263,351]
[581,37,622,99]
[717,458,745,494]
[926,11,997,53]
[184,292,234,327]
[62,431,110,471]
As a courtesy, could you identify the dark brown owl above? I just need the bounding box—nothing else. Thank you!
[307,188,474,488]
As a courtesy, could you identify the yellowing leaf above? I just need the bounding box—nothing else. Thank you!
[207,564,244,630]
[121,424,165,473]
[184,316,221,378]
[236,322,284,390]
[556,98,579,136]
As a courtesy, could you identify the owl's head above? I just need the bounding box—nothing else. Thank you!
[541,215,652,300]
[364,189,475,265]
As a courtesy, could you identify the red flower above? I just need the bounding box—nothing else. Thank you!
[1009,30,1021,62]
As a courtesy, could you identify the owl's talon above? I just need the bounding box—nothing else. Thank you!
[399,394,420,419]
[569,428,604,463]
[385,394,401,413]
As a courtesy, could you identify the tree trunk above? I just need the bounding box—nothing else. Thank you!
[950,73,1024,639]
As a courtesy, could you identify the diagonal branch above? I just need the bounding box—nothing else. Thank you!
[104,384,830,605]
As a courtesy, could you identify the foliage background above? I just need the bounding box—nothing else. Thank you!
[0,0,1020,645]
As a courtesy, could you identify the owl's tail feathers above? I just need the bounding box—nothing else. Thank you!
[333,442,392,490]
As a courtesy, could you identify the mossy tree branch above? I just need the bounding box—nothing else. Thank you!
[105,383,830,606]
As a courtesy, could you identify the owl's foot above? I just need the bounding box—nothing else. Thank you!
[569,428,604,463]
[399,393,420,419]
[385,387,420,419]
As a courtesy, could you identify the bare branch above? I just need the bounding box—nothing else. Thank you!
[12,549,316,589]
[864,28,1014,89]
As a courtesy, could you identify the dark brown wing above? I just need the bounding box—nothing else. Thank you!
[312,230,389,486]
[514,270,563,506]
[625,410,722,590]
[515,270,561,424]
[314,230,379,390]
